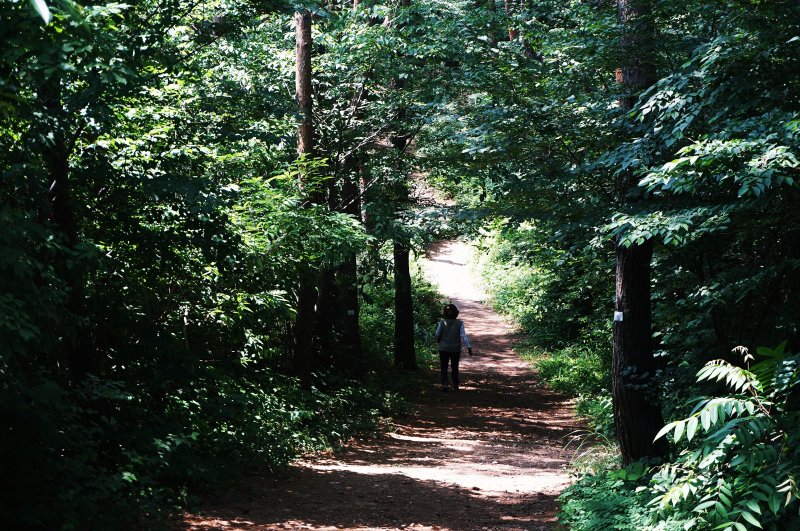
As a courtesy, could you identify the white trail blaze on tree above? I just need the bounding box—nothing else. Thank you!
[611,0,668,465]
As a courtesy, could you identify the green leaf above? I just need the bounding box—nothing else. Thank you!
[694,500,716,512]
[740,510,762,528]
[769,494,781,513]
[654,421,675,441]
[701,409,711,431]
[673,420,685,442]
[719,490,732,507]
[686,416,699,441]
[745,500,762,515]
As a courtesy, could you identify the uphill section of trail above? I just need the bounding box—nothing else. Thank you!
[185,240,578,531]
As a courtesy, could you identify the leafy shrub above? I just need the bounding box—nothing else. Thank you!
[474,223,613,404]
[564,343,800,531]
[475,221,613,349]
[648,344,800,530]
[532,342,610,397]
[575,392,616,440]
[559,463,685,531]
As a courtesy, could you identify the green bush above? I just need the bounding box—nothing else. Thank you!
[559,463,688,531]
[646,344,800,530]
[575,392,616,440]
[360,265,444,371]
[474,223,613,404]
[563,344,800,531]
[530,342,610,397]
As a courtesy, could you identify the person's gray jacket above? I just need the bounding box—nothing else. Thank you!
[435,318,471,353]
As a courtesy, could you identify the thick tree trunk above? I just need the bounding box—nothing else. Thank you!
[615,0,656,112]
[315,269,335,339]
[293,10,316,388]
[294,275,316,387]
[315,181,338,343]
[612,0,666,464]
[612,240,667,462]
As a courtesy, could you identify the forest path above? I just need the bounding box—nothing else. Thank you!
[185,240,578,531]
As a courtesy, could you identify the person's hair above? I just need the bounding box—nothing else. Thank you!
[443,303,459,319]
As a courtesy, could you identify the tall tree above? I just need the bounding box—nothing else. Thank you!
[293,8,317,388]
[36,70,90,381]
[392,0,416,370]
[338,173,363,367]
[611,0,668,464]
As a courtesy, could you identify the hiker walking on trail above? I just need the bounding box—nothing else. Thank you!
[435,303,472,391]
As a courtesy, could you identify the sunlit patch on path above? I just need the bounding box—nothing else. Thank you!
[185,239,579,530]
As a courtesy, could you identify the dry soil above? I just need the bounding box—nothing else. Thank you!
[184,240,579,531]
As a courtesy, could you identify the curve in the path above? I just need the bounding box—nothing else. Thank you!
[186,240,578,531]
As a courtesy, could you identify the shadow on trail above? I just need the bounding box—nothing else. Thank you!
[185,240,579,530]
[188,467,559,531]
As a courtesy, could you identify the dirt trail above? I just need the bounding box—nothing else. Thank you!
[185,240,578,531]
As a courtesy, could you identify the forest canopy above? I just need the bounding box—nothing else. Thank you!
[1,0,799,529]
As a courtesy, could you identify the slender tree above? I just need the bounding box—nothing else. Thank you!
[336,0,370,365]
[293,8,316,388]
[36,50,94,384]
[339,173,363,367]
[391,0,416,370]
[611,0,668,464]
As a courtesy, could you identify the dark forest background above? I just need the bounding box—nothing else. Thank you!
[2,0,799,529]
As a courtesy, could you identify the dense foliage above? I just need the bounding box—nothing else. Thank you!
[416,0,800,529]
[1,0,444,527]
[3,0,799,528]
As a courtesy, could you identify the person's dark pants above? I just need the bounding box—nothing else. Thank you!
[439,350,461,388]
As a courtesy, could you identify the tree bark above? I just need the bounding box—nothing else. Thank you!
[295,11,313,157]
[612,0,666,465]
[37,74,94,383]
[615,0,656,112]
[293,9,316,388]
[340,173,363,368]
[391,0,417,370]
[504,0,519,40]
[612,240,667,463]
[315,180,338,344]
[393,239,416,369]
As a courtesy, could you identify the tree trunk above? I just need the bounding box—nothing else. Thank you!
[612,0,666,464]
[295,11,313,157]
[340,173,363,368]
[293,9,316,388]
[391,0,416,370]
[393,239,416,369]
[294,276,316,387]
[612,240,667,463]
[315,180,338,345]
[486,0,499,48]
[504,0,519,40]
[37,74,93,383]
